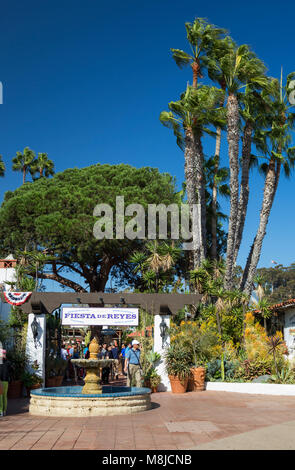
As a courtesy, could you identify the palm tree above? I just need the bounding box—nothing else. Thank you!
[12,147,36,184]
[204,155,230,258]
[171,18,227,89]
[30,153,55,179]
[130,241,181,293]
[232,85,271,267]
[206,36,236,259]
[160,85,225,268]
[216,44,267,289]
[241,72,295,295]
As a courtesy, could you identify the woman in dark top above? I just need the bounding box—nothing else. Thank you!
[0,349,11,417]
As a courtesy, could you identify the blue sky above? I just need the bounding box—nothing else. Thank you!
[0,0,294,287]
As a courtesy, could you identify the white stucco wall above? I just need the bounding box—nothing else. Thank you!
[283,307,295,359]
[153,314,171,392]
[26,314,46,385]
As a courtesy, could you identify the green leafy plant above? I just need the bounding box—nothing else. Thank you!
[142,351,161,379]
[149,370,161,388]
[268,367,295,384]
[206,359,238,382]
[164,343,192,381]
[235,358,272,382]
[21,371,42,387]
[45,354,67,378]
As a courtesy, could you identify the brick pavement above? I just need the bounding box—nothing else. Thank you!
[2,386,295,450]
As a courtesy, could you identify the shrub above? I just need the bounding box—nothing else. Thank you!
[164,343,192,380]
[235,358,272,382]
[206,359,239,382]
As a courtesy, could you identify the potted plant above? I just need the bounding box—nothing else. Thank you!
[149,370,161,393]
[6,347,28,398]
[164,343,191,393]
[142,351,161,389]
[45,354,67,387]
[172,321,217,392]
[22,371,43,397]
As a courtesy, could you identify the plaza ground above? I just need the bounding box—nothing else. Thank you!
[2,380,295,450]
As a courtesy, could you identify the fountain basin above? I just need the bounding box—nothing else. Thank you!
[29,386,151,417]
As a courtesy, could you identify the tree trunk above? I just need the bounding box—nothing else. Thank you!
[23,168,26,185]
[233,120,253,266]
[194,131,207,263]
[224,93,240,290]
[211,87,225,260]
[184,127,201,269]
[211,126,221,260]
[241,159,278,295]
[191,61,199,89]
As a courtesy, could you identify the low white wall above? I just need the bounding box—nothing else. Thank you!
[206,381,295,396]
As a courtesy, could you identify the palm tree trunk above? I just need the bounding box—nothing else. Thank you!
[23,168,26,184]
[194,131,207,263]
[233,120,253,266]
[224,93,240,290]
[192,61,199,88]
[184,127,201,269]
[211,126,221,260]
[211,87,225,260]
[241,158,278,295]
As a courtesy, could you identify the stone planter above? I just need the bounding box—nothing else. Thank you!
[8,380,23,399]
[190,367,206,391]
[168,375,188,394]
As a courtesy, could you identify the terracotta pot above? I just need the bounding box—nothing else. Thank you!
[190,367,206,391]
[45,377,56,388]
[8,380,23,399]
[144,379,151,388]
[54,376,64,387]
[168,375,188,394]
[151,386,158,393]
[187,374,195,392]
[26,383,42,397]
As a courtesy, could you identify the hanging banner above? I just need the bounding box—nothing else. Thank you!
[3,292,32,306]
[61,307,139,326]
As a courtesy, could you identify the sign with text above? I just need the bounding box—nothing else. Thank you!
[61,307,139,326]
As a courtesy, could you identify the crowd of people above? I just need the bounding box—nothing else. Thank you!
[60,338,143,387]
[0,338,143,417]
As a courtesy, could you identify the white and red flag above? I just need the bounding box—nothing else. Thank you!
[3,292,32,305]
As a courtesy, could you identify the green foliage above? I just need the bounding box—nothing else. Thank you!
[256,264,295,304]
[6,336,28,381]
[164,342,192,380]
[235,358,272,382]
[0,164,178,292]
[170,320,219,367]
[21,371,42,387]
[0,319,11,346]
[268,367,295,384]
[142,351,161,379]
[45,353,67,378]
[206,359,238,381]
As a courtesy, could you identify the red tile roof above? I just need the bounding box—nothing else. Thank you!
[253,298,295,314]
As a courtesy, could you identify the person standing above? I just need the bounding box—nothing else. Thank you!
[99,343,109,384]
[111,342,119,380]
[120,343,126,375]
[124,340,142,388]
[0,349,11,417]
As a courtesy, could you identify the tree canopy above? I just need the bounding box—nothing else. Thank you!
[0,164,178,292]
